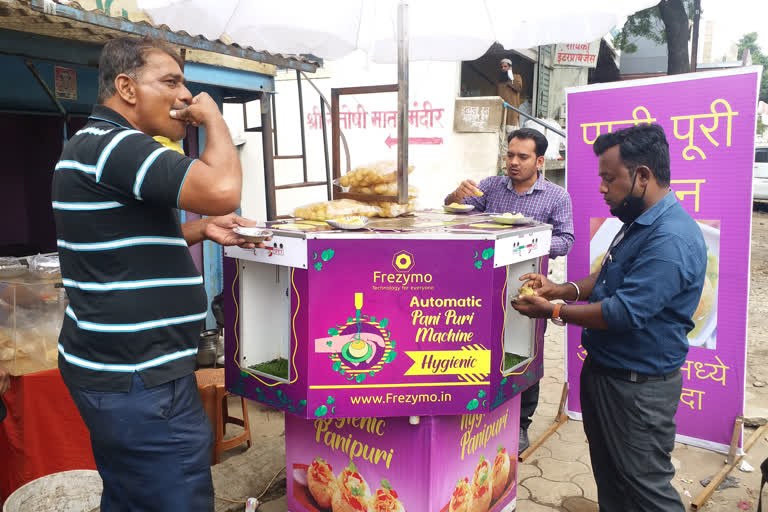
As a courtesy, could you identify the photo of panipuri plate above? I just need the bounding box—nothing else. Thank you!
[439,460,516,512]
[589,217,719,350]
[292,463,331,512]
[691,222,719,350]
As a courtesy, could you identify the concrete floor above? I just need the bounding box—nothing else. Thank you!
[210,400,286,511]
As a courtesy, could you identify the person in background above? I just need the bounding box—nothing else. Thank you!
[445,127,574,454]
[512,124,706,511]
[518,95,533,120]
[497,58,524,128]
[53,36,263,511]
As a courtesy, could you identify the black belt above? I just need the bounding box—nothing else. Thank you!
[585,356,680,384]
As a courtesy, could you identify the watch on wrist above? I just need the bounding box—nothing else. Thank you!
[551,303,566,326]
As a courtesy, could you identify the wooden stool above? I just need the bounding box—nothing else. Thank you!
[195,368,252,465]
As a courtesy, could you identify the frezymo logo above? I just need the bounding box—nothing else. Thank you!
[392,250,415,272]
[373,250,432,286]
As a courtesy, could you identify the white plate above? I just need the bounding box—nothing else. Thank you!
[232,226,273,243]
[490,214,534,225]
[326,216,370,230]
[443,204,475,213]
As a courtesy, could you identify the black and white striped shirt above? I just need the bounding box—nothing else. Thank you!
[53,105,206,391]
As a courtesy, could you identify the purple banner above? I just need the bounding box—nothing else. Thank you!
[285,395,520,512]
[565,68,760,452]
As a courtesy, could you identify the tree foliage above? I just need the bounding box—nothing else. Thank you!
[614,0,695,52]
[613,0,695,74]
[613,8,666,54]
[737,33,763,61]
[737,32,768,103]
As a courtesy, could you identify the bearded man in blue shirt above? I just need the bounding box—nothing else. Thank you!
[512,124,707,512]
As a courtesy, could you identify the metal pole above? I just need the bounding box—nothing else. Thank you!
[320,101,332,200]
[535,46,542,117]
[271,94,279,155]
[331,89,341,198]
[396,1,409,205]
[300,71,352,173]
[690,0,701,72]
[296,70,308,182]
[260,94,277,221]
[503,102,566,138]
[25,60,66,116]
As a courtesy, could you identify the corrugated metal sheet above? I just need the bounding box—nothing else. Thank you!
[0,0,320,72]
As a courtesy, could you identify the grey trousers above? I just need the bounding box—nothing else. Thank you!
[580,359,685,512]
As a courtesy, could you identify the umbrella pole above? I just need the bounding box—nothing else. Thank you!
[396,1,409,204]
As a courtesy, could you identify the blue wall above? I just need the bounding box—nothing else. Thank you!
[0,55,98,115]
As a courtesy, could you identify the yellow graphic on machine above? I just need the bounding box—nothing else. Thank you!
[314,291,490,384]
[372,250,434,290]
[393,250,414,272]
[314,292,398,384]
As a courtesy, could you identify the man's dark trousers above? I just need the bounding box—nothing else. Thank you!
[66,372,214,511]
[519,381,539,431]
[581,357,684,512]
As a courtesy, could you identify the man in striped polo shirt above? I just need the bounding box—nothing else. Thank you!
[445,128,574,455]
[52,37,259,510]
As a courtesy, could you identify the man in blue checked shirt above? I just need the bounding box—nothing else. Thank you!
[52,37,265,511]
[445,127,574,454]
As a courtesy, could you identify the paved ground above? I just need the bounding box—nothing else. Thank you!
[211,210,768,511]
[517,285,768,512]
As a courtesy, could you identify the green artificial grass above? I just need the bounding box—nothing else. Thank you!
[249,357,289,380]
[504,352,527,370]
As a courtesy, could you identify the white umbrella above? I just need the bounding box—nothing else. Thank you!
[138,0,657,63]
[138,0,659,201]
